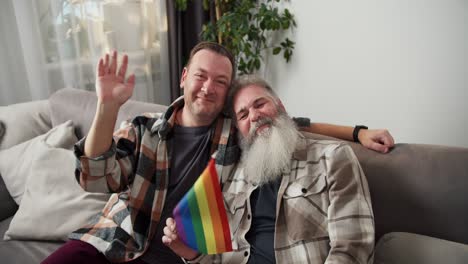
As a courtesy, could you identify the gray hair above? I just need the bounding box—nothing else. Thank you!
[225,75,278,119]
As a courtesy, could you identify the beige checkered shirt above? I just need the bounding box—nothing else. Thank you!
[189,135,375,264]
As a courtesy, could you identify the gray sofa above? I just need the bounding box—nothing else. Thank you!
[0,88,467,263]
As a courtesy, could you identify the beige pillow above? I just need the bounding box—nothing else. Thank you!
[0,121,75,204]
[4,121,110,241]
[0,100,52,150]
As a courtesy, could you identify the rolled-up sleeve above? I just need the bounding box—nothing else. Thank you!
[74,122,137,193]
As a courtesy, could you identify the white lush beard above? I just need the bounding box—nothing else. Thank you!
[239,113,300,185]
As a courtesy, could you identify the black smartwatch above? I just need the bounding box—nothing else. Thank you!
[353,125,368,143]
[292,117,311,128]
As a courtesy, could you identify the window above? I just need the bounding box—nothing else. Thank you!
[33,0,169,103]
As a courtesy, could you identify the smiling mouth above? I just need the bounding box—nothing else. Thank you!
[255,124,271,135]
[249,118,274,138]
[196,96,216,103]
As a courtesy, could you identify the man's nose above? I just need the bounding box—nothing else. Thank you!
[201,79,214,94]
[251,108,261,122]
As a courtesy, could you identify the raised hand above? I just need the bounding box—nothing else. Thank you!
[358,128,395,153]
[96,51,135,107]
[162,217,200,260]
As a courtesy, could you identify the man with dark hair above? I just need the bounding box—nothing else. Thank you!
[163,75,375,264]
[44,43,384,264]
[43,41,238,264]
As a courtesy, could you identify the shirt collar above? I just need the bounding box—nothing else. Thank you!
[150,96,184,139]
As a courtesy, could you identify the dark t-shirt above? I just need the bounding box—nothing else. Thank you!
[246,178,281,264]
[141,124,213,263]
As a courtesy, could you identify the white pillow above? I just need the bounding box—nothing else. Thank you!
[0,121,76,204]
[3,121,110,241]
[0,100,52,150]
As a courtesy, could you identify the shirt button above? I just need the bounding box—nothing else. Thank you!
[244,251,249,257]
[128,253,135,259]
[301,188,307,194]
[247,214,251,220]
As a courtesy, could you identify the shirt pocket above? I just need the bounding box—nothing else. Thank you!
[282,173,328,241]
[224,191,248,234]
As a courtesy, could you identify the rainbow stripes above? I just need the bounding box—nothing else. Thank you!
[173,159,233,254]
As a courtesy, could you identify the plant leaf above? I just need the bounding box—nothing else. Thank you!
[273,47,281,55]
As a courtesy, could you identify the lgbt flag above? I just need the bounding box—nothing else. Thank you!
[173,159,233,255]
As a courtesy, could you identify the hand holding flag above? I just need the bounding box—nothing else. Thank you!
[171,159,233,255]
[162,217,200,260]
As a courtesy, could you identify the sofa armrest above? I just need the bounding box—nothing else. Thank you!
[0,174,18,221]
[0,100,52,150]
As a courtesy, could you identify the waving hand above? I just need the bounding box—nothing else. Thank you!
[96,51,135,106]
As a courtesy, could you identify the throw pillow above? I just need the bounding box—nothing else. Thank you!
[0,121,76,204]
[0,100,52,150]
[3,121,110,241]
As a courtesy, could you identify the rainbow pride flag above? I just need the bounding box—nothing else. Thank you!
[173,159,233,254]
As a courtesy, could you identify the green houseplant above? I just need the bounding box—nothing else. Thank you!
[176,0,296,75]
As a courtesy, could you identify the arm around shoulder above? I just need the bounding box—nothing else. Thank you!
[299,121,395,154]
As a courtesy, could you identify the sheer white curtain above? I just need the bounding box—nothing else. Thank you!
[0,1,33,105]
[0,0,170,106]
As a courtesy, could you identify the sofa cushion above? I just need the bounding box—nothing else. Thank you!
[348,143,468,245]
[374,232,468,264]
[4,121,110,241]
[0,121,75,204]
[302,132,468,245]
[0,100,52,150]
[0,216,63,264]
[49,88,167,139]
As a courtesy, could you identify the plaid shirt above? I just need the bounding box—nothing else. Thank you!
[190,135,375,264]
[69,97,240,263]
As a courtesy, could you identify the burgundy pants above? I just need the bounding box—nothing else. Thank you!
[41,239,147,264]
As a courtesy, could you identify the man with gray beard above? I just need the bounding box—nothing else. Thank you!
[163,75,375,264]
[238,112,300,186]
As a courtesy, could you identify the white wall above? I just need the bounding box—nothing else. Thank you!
[264,0,468,147]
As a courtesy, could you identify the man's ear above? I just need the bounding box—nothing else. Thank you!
[180,67,188,89]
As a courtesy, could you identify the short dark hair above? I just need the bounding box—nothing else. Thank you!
[226,75,277,119]
[187,41,236,82]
